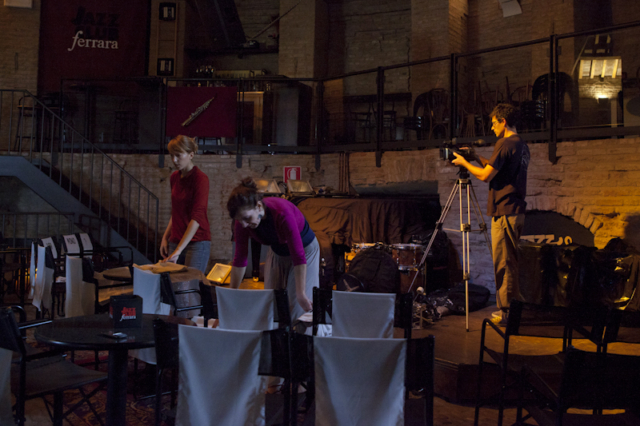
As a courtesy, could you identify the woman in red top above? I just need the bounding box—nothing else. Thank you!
[160,135,211,273]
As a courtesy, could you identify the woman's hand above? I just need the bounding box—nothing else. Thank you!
[164,251,180,263]
[160,238,169,258]
[297,292,312,313]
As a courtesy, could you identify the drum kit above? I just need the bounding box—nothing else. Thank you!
[345,241,427,294]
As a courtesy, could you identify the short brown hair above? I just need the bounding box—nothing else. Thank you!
[227,177,264,219]
[168,135,198,155]
[490,103,520,128]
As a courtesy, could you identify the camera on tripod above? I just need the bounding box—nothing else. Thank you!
[439,138,487,162]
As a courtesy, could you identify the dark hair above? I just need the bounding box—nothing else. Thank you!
[490,103,520,128]
[227,177,264,219]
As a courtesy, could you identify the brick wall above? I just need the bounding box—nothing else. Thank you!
[0,0,40,92]
[327,0,411,94]
[42,136,640,293]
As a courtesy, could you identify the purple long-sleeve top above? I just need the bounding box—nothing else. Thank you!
[232,197,311,267]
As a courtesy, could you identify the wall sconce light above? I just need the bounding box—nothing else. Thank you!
[579,57,621,79]
[287,180,315,196]
[255,179,282,195]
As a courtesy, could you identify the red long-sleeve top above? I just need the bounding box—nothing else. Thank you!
[169,166,211,243]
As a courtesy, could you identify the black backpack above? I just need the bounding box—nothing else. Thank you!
[341,246,399,294]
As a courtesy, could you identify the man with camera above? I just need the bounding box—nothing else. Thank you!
[451,103,530,324]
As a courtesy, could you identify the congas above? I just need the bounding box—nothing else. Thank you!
[391,244,425,271]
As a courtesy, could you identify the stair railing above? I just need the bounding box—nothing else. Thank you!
[0,90,158,262]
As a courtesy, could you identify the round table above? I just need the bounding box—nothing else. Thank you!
[35,313,195,426]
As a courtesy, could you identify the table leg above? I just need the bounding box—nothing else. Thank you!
[106,349,129,425]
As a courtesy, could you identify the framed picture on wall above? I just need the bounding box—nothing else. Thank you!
[157,58,174,76]
[159,2,176,21]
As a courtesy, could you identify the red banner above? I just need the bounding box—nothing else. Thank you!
[38,0,149,93]
[165,87,238,138]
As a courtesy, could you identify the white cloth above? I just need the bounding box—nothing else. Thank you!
[64,256,95,317]
[216,287,276,331]
[131,267,170,364]
[332,291,396,338]
[0,349,12,426]
[176,326,266,426]
[314,336,406,426]
[32,245,53,312]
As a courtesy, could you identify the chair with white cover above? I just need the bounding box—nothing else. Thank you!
[131,267,171,365]
[177,326,292,426]
[312,334,435,426]
[32,245,54,318]
[215,286,279,331]
[332,291,396,338]
[64,256,95,318]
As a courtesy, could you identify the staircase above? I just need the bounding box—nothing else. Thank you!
[0,89,158,264]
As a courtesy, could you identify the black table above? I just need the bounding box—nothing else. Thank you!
[35,313,194,426]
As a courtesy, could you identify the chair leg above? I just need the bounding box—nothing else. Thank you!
[52,392,63,426]
[155,367,163,426]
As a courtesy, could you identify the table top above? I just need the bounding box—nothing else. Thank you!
[102,265,210,285]
[35,313,194,351]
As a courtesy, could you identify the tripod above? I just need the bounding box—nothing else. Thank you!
[408,167,492,331]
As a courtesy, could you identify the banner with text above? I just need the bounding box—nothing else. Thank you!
[39,0,150,93]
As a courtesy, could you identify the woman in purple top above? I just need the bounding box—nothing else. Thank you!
[227,177,319,320]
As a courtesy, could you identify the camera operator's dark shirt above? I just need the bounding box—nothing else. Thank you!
[486,134,529,216]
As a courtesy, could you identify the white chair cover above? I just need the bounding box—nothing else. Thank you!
[176,326,266,426]
[131,267,170,364]
[0,349,12,426]
[78,233,93,252]
[64,256,95,317]
[40,237,58,260]
[216,287,276,331]
[32,245,53,312]
[132,267,171,316]
[332,291,396,338]
[29,242,36,299]
[314,336,406,426]
[62,234,81,256]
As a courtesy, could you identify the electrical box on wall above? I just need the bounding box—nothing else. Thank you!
[4,0,32,8]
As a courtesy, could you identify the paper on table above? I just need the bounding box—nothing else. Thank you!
[133,262,187,274]
[297,311,313,323]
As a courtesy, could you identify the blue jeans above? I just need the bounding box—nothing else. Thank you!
[169,240,211,274]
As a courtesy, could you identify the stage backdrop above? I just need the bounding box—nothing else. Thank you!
[38,0,150,93]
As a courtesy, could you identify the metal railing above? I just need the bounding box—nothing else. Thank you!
[0,212,75,248]
[0,90,159,261]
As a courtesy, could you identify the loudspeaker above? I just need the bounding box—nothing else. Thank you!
[190,0,246,50]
